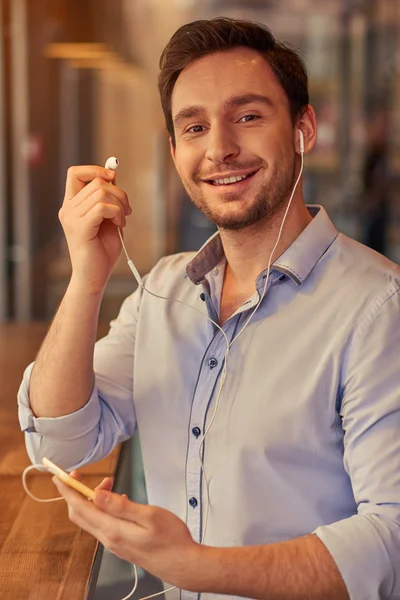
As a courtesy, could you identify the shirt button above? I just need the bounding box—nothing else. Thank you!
[192,426,201,438]
[208,357,218,369]
[189,497,198,508]
[200,293,206,301]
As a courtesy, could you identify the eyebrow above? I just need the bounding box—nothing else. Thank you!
[173,93,275,128]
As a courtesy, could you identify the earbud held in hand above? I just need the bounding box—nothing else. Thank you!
[105,156,119,170]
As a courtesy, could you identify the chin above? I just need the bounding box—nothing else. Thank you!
[204,205,267,231]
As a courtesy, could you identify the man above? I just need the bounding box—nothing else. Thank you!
[18,17,400,600]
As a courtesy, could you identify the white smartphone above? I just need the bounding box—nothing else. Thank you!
[42,457,95,500]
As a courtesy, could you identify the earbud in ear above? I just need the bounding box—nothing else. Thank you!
[298,130,304,155]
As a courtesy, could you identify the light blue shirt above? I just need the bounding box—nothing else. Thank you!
[18,206,400,600]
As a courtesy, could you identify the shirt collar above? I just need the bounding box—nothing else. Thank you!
[186,205,339,286]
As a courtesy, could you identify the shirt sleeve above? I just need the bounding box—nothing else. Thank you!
[17,288,141,471]
[313,283,400,600]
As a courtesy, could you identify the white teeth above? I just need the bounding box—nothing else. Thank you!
[213,173,249,185]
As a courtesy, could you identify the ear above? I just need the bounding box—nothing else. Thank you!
[296,105,317,155]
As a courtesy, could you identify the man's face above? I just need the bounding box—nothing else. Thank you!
[170,47,298,231]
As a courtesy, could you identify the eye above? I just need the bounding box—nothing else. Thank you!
[239,114,260,123]
[186,125,205,134]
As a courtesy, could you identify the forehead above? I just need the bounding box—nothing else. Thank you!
[171,47,289,117]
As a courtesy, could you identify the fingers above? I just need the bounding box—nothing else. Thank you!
[81,202,125,233]
[69,471,113,493]
[71,177,131,214]
[75,189,128,227]
[54,477,119,533]
[60,176,131,232]
[95,477,114,493]
[67,179,130,219]
[65,166,115,200]
[53,476,140,555]
[94,490,148,526]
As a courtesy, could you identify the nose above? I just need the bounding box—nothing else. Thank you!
[205,124,240,164]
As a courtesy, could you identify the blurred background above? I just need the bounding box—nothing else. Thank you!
[1,1,400,597]
[0,0,400,323]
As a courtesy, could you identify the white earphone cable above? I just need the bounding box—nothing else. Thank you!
[198,148,304,542]
[230,150,304,348]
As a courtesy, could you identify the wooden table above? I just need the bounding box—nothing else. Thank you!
[0,323,119,600]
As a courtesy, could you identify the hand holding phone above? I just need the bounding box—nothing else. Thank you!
[42,457,95,500]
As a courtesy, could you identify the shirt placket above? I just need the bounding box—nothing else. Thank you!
[181,317,238,600]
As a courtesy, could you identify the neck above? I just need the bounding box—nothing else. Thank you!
[219,196,313,290]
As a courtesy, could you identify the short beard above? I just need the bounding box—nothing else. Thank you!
[184,157,297,231]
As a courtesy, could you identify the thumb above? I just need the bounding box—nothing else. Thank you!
[95,477,114,493]
[93,490,142,524]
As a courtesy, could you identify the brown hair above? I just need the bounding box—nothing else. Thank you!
[158,17,309,146]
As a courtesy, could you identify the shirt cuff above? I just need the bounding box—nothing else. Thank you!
[18,362,101,440]
[313,514,394,600]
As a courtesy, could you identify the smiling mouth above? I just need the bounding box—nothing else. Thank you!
[206,170,258,186]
